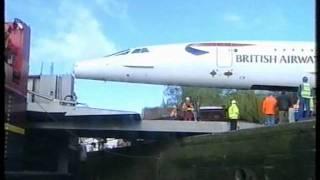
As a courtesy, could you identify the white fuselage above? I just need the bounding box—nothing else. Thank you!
[74,41,316,90]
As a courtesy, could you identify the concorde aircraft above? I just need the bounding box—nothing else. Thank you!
[74,41,315,91]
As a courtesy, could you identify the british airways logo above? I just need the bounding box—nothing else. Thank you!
[235,55,315,64]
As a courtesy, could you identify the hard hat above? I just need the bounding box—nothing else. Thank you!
[185,97,190,101]
[231,100,236,104]
[303,76,308,82]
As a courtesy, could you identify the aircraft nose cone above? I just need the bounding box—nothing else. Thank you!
[73,61,96,79]
[73,59,107,80]
[73,62,82,78]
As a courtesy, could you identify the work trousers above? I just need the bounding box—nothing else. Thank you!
[184,111,194,121]
[230,120,238,131]
[264,115,275,126]
[294,110,301,121]
[298,97,310,120]
[310,111,313,117]
[278,111,289,124]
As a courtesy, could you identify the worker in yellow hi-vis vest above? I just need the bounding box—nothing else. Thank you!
[298,76,311,120]
[228,99,240,131]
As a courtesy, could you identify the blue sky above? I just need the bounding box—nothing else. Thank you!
[6,0,315,113]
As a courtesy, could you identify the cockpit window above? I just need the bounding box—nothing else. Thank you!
[132,49,141,54]
[131,48,149,54]
[104,49,130,57]
[116,50,130,55]
[104,48,149,56]
[141,48,149,53]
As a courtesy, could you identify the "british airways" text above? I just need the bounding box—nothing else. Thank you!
[235,55,315,64]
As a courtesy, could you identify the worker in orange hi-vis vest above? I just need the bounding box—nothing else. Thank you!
[262,93,278,126]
